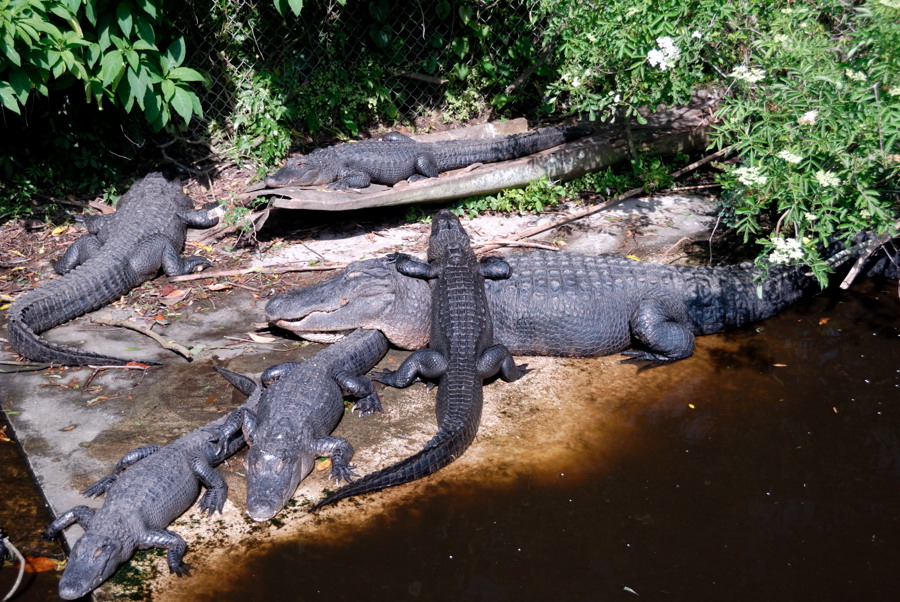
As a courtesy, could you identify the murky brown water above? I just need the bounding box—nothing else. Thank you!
[170,279,899,601]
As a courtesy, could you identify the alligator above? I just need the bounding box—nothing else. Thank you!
[267,242,898,363]
[264,125,590,189]
[43,377,255,600]
[213,327,388,521]
[7,172,218,366]
[309,210,528,512]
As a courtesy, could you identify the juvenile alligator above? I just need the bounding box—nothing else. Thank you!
[44,375,254,600]
[7,172,218,366]
[267,243,895,363]
[213,328,388,521]
[310,210,527,511]
[264,126,589,189]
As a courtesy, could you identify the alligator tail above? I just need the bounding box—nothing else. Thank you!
[309,423,475,512]
[7,263,149,366]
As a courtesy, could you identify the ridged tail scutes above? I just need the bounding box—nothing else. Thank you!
[309,423,475,512]
[7,261,149,366]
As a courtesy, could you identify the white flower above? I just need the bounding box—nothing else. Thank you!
[691,30,702,39]
[613,94,621,103]
[769,237,805,264]
[730,65,766,83]
[878,0,900,8]
[733,166,768,187]
[815,170,841,187]
[647,36,680,71]
[888,85,900,97]
[845,69,867,82]
[777,150,802,164]
[804,212,818,221]
[798,110,818,125]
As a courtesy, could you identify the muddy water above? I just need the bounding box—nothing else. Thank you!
[164,279,900,602]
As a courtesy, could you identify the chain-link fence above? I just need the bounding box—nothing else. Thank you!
[172,0,551,147]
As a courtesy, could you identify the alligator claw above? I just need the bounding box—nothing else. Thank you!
[197,489,227,515]
[369,368,396,385]
[331,463,359,483]
[352,393,384,416]
[171,561,193,578]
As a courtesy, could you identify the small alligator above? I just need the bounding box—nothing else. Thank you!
[267,243,897,363]
[264,126,589,189]
[310,210,527,512]
[7,172,218,366]
[213,328,388,521]
[44,375,255,600]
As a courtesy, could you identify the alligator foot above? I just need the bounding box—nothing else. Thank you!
[352,392,384,416]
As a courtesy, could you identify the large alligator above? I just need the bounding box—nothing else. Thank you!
[7,172,218,366]
[267,243,897,363]
[43,373,255,600]
[213,328,388,521]
[310,210,527,512]
[264,126,589,189]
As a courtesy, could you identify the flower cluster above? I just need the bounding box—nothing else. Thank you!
[845,69,867,82]
[730,65,766,83]
[733,165,768,187]
[768,237,805,264]
[647,36,680,71]
[814,170,842,187]
[798,110,818,125]
[777,150,802,164]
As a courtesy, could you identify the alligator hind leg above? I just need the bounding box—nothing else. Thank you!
[51,233,102,274]
[140,529,191,576]
[129,235,212,278]
[82,445,161,497]
[413,152,439,179]
[479,256,512,279]
[44,505,95,539]
[476,344,530,382]
[624,297,695,363]
[372,349,447,388]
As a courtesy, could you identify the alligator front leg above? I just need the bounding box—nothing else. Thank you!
[389,253,439,280]
[51,234,103,274]
[191,452,230,515]
[315,436,357,483]
[139,529,192,577]
[82,445,161,497]
[371,349,447,388]
[623,297,695,363]
[334,371,383,415]
[328,169,371,189]
[177,204,220,230]
[44,506,95,539]
[479,255,512,279]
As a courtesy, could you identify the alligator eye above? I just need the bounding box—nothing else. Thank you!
[276,460,285,473]
[93,548,104,558]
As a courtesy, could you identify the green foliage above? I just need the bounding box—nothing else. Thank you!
[543,0,899,282]
[0,0,206,131]
[708,1,900,285]
[451,176,568,217]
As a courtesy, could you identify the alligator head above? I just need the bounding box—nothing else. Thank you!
[58,532,125,600]
[244,416,315,522]
[265,154,338,188]
[266,257,432,349]
[428,209,475,266]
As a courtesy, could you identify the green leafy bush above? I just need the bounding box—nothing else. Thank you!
[0,0,206,131]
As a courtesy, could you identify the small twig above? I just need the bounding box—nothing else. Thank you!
[840,226,900,290]
[474,239,560,252]
[663,236,692,256]
[168,263,346,282]
[90,317,193,361]
[0,360,51,373]
[83,364,152,389]
[667,183,722,192]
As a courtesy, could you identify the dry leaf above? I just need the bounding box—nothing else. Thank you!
[247,332,277,343]
[208,282,233,291]
[160,289,189,306]
[61,424,77,432]
[316,458,332,472]
[23,556,63,573]
[818,317,830,325]
[50,225,68,236]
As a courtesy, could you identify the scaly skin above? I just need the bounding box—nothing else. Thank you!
[264,126,590,189]
[213,328,388,521]
[44,374,254,600]
[309,210,527,512]
[266,246,885,362]
[7,172,218,366]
